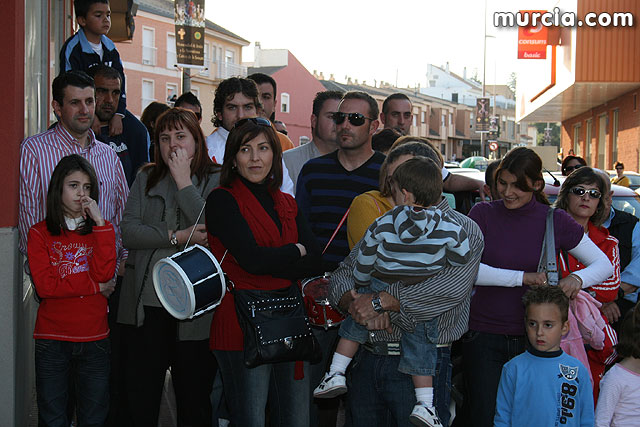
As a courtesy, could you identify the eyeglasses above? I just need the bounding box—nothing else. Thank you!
[332,112,375,126]
[570,186,602,199]
[233,117,272,129]
[564,164,583,173]
[615,166,624,170]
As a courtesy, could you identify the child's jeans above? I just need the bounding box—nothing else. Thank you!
[338,277,439,376]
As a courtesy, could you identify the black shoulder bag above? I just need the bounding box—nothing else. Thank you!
[234,283,321,368]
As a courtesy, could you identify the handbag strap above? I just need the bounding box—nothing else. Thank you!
[323,208,351,255]
[537,207,559,286]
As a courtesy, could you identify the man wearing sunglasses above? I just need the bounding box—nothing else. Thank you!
[89,65,150,188]
[296,91,386,426]
[174,92,203,124]
[611,161,630,187]
[206,77,294,195]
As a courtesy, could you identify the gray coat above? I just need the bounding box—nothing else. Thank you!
[118,167,220,340]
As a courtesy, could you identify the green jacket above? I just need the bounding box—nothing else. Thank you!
[117,167,220,340]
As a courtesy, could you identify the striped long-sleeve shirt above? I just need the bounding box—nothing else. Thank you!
[329,198,484,344]
[19,124,128,274]
[354,205,471,285]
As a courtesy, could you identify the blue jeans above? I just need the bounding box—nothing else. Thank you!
[461,330,526,427]
[347,345,452,427]
[35,338,110,427]
[341,318,439,377]
[340,277,439,376]
[213,350,310,427]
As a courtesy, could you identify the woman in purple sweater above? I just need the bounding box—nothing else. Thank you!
[461,147,613,426]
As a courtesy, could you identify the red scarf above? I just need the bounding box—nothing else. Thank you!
[208,178,299,348]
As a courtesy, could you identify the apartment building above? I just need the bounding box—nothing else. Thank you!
[117,0,250,135]
[518,0,640,170]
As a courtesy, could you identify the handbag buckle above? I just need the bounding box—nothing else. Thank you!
[283,336,293,349]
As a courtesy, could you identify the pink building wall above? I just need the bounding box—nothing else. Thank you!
[271,52,326,147]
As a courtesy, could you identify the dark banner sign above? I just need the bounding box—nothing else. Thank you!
[476,98,490,133]
[174,0,205,67]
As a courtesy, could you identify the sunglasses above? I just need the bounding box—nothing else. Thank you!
[234,117,272,129]
[570,186,602,199]
[616,167,624,170]
[332,112,375,126]
[564,164,583,173]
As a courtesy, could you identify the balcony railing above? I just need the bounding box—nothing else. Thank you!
[142,45,157,66]
[215,61,247,79]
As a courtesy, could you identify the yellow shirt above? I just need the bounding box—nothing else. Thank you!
[611,175,630,187]
[347,190,393,249]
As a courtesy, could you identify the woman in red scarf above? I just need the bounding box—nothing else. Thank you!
[205,118,322,427]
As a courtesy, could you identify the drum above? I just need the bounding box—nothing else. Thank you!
[153,244,226,320]
[300,274,345,330]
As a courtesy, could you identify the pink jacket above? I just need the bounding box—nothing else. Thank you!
[560,290,607,386]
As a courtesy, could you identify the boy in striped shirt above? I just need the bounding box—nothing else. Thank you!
[314,156,471,427]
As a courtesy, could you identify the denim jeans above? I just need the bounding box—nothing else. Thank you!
[35,338,110,427]
[213,350,310,427]
[341,319,439,377]
[461,330,525,427]
[347,345,452,427]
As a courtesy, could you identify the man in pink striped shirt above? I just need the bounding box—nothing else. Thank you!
[19,71,128,278]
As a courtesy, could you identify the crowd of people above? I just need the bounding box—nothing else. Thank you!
[18,1,640,426]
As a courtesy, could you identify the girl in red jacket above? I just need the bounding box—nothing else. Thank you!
[27,154,116,427]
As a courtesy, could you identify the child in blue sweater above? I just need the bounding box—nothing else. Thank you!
[494,286,594,427]
[60,0,127,136]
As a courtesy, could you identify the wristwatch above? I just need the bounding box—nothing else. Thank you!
[371,293,384,313]
[170,232,178,247]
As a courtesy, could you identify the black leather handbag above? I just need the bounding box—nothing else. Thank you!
[234,284,321,368]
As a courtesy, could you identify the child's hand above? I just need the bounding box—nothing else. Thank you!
[99,280,115,298]
[109,114,123,136]
[81,196,105,226]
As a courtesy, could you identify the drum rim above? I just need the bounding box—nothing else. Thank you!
[300,273,331,297]
[152,244,226,320]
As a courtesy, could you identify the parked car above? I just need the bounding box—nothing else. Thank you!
[608,170,640,191]
[459,156,490,171]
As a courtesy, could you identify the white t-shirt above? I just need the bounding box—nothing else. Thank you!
[88,40,103,60]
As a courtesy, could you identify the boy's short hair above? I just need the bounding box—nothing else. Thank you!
[52,71,95,105]
[74,0,109,19]
[522,286,569,323]
[615,304,640,359]
[175,92,202,111]
[390,156,442,207]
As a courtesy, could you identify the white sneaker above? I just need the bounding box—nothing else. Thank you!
[409,402,441,427]
[313,372,347,398]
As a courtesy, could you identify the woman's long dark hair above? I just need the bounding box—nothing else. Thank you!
[495,147,549,205]
[220,120,282,191]
[46,154,100,235]
[143,108,219,193]
[555,166,608,226]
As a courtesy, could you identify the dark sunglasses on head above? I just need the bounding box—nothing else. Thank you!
[332,112,375,126]
[564,164,583,173]
[570,186,602,199]
[233,117,272,129]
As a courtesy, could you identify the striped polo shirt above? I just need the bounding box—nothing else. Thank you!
[19,124,128,272]
[296,150,385,270]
